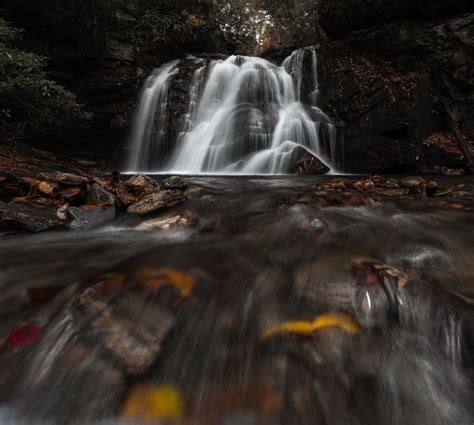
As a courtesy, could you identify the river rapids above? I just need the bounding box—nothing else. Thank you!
[0,176,473,425]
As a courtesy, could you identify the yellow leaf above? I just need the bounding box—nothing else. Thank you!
[122,384,183,421]
[133,267,195,297]
[263,312,361,339]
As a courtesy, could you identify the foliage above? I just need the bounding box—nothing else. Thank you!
[213,0,271,53]
[0,18,91,140]
[260,0,320,46]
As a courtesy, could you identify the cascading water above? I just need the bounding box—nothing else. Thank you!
[125,48,342,174]
[125,60,179,173]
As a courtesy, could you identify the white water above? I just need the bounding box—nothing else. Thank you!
[125,61,179,172]
[125,48,341,174]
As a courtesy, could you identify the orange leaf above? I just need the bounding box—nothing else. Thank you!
[39,181,54,195]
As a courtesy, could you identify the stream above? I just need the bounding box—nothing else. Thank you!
[0,176,473,425]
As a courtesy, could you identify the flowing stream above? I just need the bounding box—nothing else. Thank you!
[0,177,473,425]
[125,48,341,174]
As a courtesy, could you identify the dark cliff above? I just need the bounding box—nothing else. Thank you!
[316,0,474,173]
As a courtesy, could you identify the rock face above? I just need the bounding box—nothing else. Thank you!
[263,2,473,174]
[314,2,474,173]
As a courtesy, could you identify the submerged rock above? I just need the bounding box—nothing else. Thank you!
[68,205,115,228]
[135,211,197,231]
[127,190,186,215]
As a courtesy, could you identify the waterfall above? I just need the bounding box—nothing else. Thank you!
[125,48,342,174]
[282,45,319,105]
[125,60,179,172]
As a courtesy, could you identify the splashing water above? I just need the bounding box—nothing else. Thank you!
[125,49,341,174]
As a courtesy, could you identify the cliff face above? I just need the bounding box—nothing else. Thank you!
[316,0,474,173]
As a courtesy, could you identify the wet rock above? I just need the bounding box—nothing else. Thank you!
[289,145,331,175]
[74,280,177,376]
[401,176,427,188]
[60,187,83,205]
[0,201,65,232]
[125,173,160,193]
[135,211,197,231]
[127,190,186,215]
[115,183,136,207]
[38,172,89,187]
[68,205,115,228]
[87,183,116,206]
[160,176,188,191]
[295,257,355,311]
[0,172,21,199]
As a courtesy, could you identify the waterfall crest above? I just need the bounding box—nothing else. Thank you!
[125,48,342,174]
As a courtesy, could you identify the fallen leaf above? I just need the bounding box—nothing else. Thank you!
[122,384,183,420]
[263,312,360,339]
[133,267,196,297]
[6,323,41,348]
[38,181,54,195]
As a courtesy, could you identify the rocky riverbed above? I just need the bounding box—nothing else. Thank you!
[0,144,473,424]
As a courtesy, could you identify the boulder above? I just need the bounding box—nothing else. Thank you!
[87,183,116,206]
[127,190,186,215]
[289,145,331,175]
[115,183,137,207]
[125,173,160,193]
[160,176,188,191]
